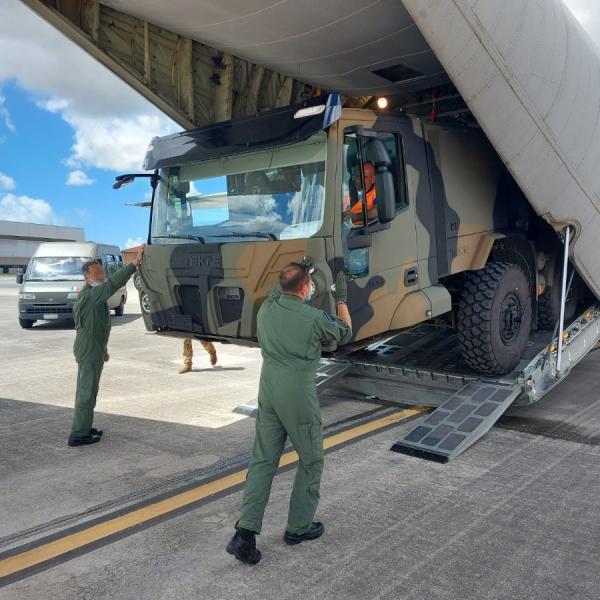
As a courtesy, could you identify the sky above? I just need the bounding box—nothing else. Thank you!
[0,0,599,249]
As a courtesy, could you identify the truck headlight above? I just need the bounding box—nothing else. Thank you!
[67,292,79,299]
[19,293,35,300]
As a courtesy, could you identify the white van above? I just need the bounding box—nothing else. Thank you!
[17,242,128,329]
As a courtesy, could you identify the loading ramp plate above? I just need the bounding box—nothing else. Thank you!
[391,382,521,462]
[233,359,352,418]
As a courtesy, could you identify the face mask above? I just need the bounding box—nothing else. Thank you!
[304,279,316,303]
[89,279,104,287]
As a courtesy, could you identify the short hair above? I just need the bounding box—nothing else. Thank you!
[82,259,102,276]
[364,160,376,173]
[280,263,309,293]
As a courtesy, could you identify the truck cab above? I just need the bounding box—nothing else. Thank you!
[132,97,575,375]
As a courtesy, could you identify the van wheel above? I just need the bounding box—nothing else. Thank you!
[456,262,532,375]
[19,318,34,329]
[133,272,142,291]
[140,291,151,314]
[538,261,579,329]
[114,298,125,316]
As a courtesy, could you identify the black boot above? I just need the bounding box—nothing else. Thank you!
[226,528,261,565]
[68,433,101,447]
[89,428,103,437]
[284,521,324,545]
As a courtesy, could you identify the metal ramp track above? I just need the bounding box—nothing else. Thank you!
[233,359,352,418]
[314,359,353,392]
[391,382,521,463]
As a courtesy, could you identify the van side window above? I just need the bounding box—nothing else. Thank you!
[103,254,118,275]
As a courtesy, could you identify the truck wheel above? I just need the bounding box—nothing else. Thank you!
[538,262,579,329]
[133,272,142,291]
[457,262,532,375]
[19,318,34,329]
[114,298,125,316]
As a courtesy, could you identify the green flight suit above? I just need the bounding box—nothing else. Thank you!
[71,263,136,436]
[238,287,352,535]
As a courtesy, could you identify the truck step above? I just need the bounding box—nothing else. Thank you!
[390,382,521,462]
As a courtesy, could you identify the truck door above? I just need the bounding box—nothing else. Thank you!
[339,129,419,340]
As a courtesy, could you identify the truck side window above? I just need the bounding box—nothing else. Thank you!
[342,134,369,277]
[376,133,407,210]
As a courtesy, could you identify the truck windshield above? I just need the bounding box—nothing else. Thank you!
[150,132,326,243]
[26,257,89,281]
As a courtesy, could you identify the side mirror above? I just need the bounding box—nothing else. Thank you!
[113,175,135,189]
[366,138,396,224]
[16,272,23,285]
[113,172,158,190]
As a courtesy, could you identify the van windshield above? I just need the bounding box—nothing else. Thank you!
[26,257,90,281]
[150,132,327,243]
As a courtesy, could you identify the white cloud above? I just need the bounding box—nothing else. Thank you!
[66,170,95,186]
[0,94,15,134]
[0,171,15,190]
[65,114,175,172]
[0,2,180,172]
[123,237,145,249]
[0,193,62,225]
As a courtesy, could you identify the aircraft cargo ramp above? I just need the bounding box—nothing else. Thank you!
[24,0,600,300]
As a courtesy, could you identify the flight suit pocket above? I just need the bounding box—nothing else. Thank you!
[295,422,324,464]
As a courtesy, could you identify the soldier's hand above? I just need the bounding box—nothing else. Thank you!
[332,272,348,304]
[104,351,110,362]
[133,245,145,266]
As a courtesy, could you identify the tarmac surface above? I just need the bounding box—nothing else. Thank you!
[1,276,600,599]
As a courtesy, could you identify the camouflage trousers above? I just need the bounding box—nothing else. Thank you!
[182,338,217,367]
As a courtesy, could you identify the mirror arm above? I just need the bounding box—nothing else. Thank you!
[113,172,158,190]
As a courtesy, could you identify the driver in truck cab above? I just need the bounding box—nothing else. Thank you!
[346,160,378,226]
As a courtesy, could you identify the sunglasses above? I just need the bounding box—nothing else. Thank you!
[290,262,315,276]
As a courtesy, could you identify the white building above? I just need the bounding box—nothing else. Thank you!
[0,221,85,273]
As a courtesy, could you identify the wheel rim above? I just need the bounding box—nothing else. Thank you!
[499,292,522,343]
[141,294,151,313]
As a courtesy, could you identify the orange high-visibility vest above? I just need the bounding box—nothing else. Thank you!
[350,187,377,225]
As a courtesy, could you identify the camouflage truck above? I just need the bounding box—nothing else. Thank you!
[120,96,583,376]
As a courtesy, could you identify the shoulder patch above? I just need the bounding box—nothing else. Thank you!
[323,312,336,322]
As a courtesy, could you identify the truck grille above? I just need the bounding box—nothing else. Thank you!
[25,303,73,315]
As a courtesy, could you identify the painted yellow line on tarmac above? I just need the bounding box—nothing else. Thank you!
[0,407,427,580]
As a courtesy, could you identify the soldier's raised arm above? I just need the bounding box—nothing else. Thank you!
[86,246,144,304]
[314,272,352,344]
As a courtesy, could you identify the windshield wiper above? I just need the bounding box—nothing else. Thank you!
[212,231,277,241]
[153,234,206,243]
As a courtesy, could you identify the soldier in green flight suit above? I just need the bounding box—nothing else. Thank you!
[68,246,144,447]
[227,260,352,565]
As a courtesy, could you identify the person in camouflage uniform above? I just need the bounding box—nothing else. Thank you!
[179,338,218,373]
